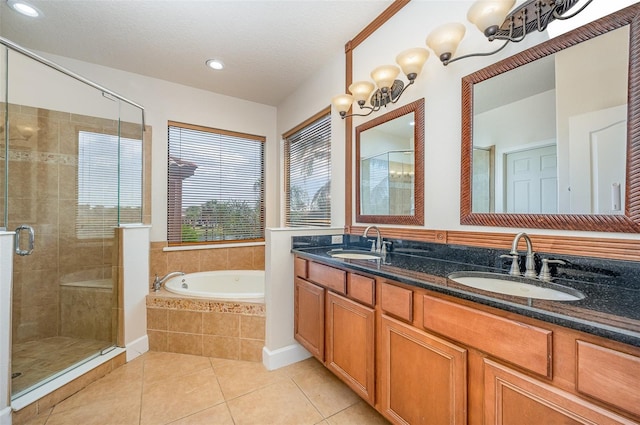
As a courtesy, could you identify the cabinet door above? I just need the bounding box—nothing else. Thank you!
[380,315,467,425]
[294,277,325,361]
[484,358,636,425]
[326,291,375,405]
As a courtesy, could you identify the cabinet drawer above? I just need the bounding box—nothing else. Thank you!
[347,273,375,307]
[576,340,640,417]
[380,282,413,323]
[307,261,346,294]
[294,257,307,278]
[423,295,552,377]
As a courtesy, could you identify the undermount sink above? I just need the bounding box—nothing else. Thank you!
[328,250,381,260]
[447,271,585,301]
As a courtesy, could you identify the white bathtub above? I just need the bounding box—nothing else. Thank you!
[164,270,265,300]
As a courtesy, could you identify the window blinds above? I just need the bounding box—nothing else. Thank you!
[77,131,142,239]
[284,111,331,227]
[167,122,265,245]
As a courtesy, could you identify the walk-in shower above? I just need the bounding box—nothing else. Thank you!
[0,37,145,402]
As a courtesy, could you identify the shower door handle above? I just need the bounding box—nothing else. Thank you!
[15,224,35,256]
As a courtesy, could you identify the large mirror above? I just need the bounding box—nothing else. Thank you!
[461,5,640,232]
[356,98,424,225]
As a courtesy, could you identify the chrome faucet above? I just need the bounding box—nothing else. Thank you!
[363,225,383,254]
[501,232,536,278]
[152,271,184,291]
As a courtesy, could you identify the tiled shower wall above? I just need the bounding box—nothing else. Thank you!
[2,103,149,345]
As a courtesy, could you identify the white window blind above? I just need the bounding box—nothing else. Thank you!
[284,109,331,227]
[167,122,265,245]
[77,131,142,239]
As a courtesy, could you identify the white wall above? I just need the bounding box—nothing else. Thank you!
[277,50,347,228]
[35,53,278,242]
[277,0,640,241]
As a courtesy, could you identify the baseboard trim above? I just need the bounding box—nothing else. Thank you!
[0,406,11,425]
[262,344,311,371]
[126,335,149,362]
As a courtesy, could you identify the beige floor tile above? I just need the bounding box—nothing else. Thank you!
[14,351,387,425]
[292,364,361,418]
[142,351,212,386]
[168,403,235,425]
[45,395,141,425]
[51,359,143,414]
[140,367,225,425]
[208,356,238,370]
[18,410,51,425]
[279,356,324,378]
[326,400,390,425]
[215,359,287,400]
[227,379,323,425]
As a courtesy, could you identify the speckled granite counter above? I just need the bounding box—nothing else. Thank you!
[292,235,640,348]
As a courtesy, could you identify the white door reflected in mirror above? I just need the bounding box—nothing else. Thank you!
[471,25,629,215]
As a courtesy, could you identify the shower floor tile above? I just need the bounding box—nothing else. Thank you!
[11,336,110,396]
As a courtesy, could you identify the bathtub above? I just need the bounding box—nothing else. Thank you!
[164,270,265,300]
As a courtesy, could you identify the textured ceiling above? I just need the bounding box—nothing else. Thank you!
[0,0,393,106]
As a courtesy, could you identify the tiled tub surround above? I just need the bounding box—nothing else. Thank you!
[292,235,640,348]
[146,290,265,361]
[150,242,265,285]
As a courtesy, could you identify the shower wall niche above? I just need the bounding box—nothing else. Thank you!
[1,41,145,398]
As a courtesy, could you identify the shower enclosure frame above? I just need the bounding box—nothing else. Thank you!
[0,35,146,411]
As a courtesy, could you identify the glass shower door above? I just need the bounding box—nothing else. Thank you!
[6,48,142,398]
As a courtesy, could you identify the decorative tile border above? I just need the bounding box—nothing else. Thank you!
[6,150,78,165]
[146,291,265,316]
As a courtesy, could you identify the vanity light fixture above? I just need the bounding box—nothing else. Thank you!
[205,59,224,70]
[332,47,429,119]
[7,0,41,17]
[427,0,594,66]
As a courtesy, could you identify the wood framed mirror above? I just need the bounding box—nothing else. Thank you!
[461,4,640,232]
[356,98,424,225]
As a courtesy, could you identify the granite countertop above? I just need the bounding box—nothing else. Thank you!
[292,236,640,348]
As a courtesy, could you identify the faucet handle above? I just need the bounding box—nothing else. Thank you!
[538,259,566,282]
[500,253,521,276]
[368,239,377,252]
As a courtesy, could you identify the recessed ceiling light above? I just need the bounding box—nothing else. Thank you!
[7,0,41,17]
[205,59,224,70]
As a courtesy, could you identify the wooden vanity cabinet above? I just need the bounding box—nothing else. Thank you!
[293,256,640,425]
[294,258,376,403]
[380,314,467,425]
[294,277,325,361]
[325,291,375,404]
[483,359,635,425]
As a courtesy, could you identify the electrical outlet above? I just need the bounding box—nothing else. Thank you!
[331,235,343,244]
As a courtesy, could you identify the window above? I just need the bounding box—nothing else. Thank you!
[77,131,142,239]
[167,121,265,245]
[284,108,331,227]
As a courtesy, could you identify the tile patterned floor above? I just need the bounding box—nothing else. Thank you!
[20,351,391,425]
[12,337,111,396]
